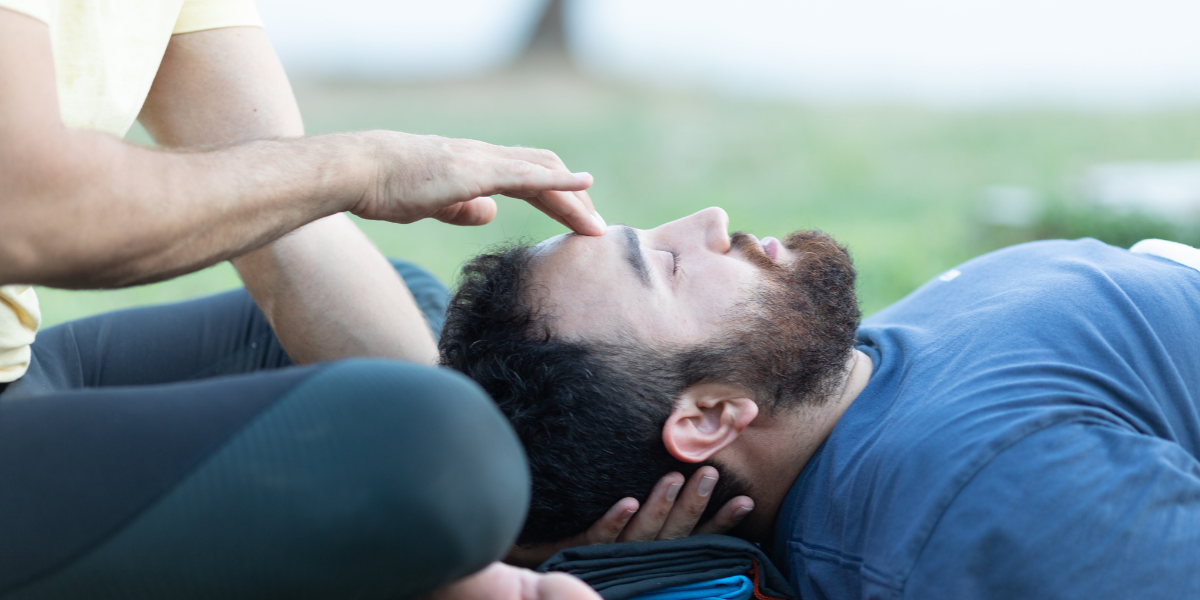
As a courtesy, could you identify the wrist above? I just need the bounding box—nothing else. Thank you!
[337,130,385,217]
[291,131,381,217]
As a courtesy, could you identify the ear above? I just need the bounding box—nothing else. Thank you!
[662,383,759,463]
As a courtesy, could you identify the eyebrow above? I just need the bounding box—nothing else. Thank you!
[619,225,652,287]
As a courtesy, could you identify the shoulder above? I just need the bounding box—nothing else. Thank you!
[777,394,1077,599]
[903,421,1200,599]
[862,237,1200,363]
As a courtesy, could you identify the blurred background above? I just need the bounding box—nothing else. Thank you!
[39,0,1200,323]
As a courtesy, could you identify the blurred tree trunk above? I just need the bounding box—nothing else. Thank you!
[514,0,573,70]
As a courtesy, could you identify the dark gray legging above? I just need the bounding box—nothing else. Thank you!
[0,261,529,599]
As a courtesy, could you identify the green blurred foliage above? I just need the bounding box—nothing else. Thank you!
[35,73,1200,326]
[1035,203,1200,249]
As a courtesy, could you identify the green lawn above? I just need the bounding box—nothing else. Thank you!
[35,70,1200,326]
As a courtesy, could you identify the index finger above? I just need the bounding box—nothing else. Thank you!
[491,146,604,236]
[502,179,605,236]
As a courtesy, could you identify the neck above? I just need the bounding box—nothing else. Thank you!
[726,348,873,542]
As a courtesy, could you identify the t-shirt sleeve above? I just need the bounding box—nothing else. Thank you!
[904,421,1200,600]
[173,0,262,35]
[0,0,49,24]
[0,285,40,383]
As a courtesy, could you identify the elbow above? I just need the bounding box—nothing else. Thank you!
[0,142,81,286]
[0,206,48,286]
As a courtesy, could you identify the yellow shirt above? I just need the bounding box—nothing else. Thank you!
[0,0,263,382]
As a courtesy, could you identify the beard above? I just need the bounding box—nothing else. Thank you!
[675,230,861,528]
[675,229,862,410]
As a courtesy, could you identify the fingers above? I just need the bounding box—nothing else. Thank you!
[583,497,639,544]
[503,498,638,569]
[362,133,604,233]
[692,495,755,536]
[487,163,602,236]
[485,145,604,237]
[616,473,686,542]
[655,466,721,540]
[430,197,498,226]
[523,196,577,232]
[498,147,602,227]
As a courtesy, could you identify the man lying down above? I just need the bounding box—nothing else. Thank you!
[439,207,1200,600]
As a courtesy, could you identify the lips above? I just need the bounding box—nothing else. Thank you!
[761,237,780,261]
[730,232,778,265]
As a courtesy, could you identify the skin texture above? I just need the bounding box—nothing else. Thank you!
[526,208,875,542]
[0,7,603,291]
[424,563,600,600]
[0,8,606,599]
[139,26,438,364]
[529,208,795,345]
[662,350,872,541]
[505,467,755,568]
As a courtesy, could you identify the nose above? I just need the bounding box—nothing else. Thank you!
[653,207,730,253]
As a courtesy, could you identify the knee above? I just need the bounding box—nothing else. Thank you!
[0,361,530,600]
[302,360,530,575]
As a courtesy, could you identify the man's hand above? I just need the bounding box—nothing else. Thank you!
[353,132,604,236]
[424,562,599,600]
[505,467,755,568]
[0,9,605,290]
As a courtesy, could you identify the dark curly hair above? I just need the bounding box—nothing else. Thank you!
[438,231,859,544]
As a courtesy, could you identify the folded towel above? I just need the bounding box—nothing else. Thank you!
[630,574,753,600]
[537,534,795,600]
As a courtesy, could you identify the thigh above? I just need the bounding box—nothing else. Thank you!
[14,288,290,395]
[6,260,451,396]
[0,359,527,600]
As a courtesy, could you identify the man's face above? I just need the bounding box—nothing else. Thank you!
[530,207,795,345]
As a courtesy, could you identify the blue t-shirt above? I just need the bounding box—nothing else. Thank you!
[773,239,1200,600]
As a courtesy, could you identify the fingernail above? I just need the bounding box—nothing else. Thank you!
[665,483,682,502]
[697,476,717,497]
[621,509,636,521]
[574,171,592,180]
[593,212,607,230]
[733,506,753,519]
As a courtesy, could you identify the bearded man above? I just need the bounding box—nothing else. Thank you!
[440,207,1200,600]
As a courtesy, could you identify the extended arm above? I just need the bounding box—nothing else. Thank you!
[139,26,439,364]
[0,8,600,292]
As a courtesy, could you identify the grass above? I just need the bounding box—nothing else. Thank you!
[34,69,1200,326]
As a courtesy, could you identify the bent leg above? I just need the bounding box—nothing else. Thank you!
[0,360,528,600]
[4,260,449,397]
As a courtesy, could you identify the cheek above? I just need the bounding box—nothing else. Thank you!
[674,263,759,338]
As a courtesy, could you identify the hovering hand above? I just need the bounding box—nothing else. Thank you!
[423,562,600,600]
[505,467,755,568]
[352,132,605,236]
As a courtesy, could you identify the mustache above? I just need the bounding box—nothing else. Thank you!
[729,232,779,271]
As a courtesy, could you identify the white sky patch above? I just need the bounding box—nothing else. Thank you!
[259,0,1200,107]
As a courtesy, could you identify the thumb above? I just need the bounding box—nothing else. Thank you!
[431,197,498,226]
[536,573,601,600]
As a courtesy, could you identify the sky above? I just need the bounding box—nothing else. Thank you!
[256,0,1200,107]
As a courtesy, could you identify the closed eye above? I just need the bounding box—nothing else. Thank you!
[670,250,679,276]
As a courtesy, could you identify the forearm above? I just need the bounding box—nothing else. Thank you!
[130,26,439,364]
[0,128,368,288]
[232,215,438,364]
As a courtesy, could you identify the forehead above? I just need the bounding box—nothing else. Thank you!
[528,231,669,342]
